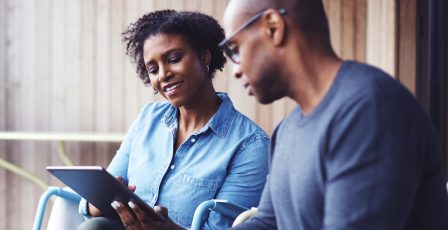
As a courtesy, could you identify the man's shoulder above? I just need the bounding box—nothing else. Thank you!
[335,61,414,106]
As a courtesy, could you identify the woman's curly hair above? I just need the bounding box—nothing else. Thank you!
[122,10,227,85]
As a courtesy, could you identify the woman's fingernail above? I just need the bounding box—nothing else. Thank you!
[128,201,136,209]
[111,201,120,209]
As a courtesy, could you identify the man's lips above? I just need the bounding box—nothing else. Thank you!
[243,82,254,96]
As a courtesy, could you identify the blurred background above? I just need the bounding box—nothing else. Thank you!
[0,0,447,229]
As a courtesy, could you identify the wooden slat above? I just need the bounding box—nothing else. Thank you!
[366,0,396,77]
[200,0,213,14]
[6,0,24,228]
[212,0,229,94]
[78,0,96,167]
[397,0,417,94]
[110,0,125,132]
[20,0,38,227]
[64,0,82,168]
[0,0,5,227]
[341,0,355,59]
[354,0,367,62]
[168,0,184,11]
[0,1,7,229]
[325,0,342,56]
[35,0,52,186]
[184,0,200,11]
[94,0,114,167]
[123,0,143,128]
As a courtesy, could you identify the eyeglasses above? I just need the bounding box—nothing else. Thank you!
[219,8,287,64]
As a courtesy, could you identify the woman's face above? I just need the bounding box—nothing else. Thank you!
[143,34,210,108]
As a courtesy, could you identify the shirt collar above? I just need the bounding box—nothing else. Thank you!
[161,93,236,138]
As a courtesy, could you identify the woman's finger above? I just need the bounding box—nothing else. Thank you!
[112,201,140,230]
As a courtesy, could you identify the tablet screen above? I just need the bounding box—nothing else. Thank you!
[47,166,163,220]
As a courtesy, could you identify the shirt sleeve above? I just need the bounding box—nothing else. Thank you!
[202,132,270,229]
[230,125,281,230]
[322,93,438,229]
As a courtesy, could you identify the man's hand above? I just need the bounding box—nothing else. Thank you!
[111,201,184,230]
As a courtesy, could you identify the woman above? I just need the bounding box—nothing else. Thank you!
[78,10,269,230]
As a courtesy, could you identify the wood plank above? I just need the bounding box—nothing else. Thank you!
[20,0,39,228]
[0,0,6,227]
[354,0,367,62]
[341,0,355,59]
[155,0,169,11]
[212,0,229,92]
[271,99,287,133]
[123,0,144,128]
[110,0,125,132]
[6,0,25,227]
[95,0,114,166]
[79,0,96,166]
[256,103,272,134]
[34,0,52,186]
[137,0,158,107]
[200,0,213,14]
[366,0,396,77]
[168,0,184,11]
[64,0,82,167]
[397,0,417,94]
[184,0,200,11]
[325,0,342,56]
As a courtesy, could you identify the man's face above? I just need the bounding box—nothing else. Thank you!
[222,2,287,104]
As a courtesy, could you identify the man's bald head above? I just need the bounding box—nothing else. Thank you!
[224,0,330,45]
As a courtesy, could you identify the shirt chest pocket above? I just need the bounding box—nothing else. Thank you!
[169,173,219,227]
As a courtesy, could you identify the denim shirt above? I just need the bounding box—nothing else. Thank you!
[79,93,269,229]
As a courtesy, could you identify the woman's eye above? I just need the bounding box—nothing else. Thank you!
[147,66,158,75]
[167,54,181,63]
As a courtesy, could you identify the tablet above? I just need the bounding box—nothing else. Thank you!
[47,166,164,220]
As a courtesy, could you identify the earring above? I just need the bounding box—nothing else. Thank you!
[153,87,158,94]
[206,66,210,73]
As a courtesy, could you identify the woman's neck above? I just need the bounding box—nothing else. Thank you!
[177,85,221,134]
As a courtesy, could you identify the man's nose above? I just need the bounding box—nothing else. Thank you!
[232,63,243,79]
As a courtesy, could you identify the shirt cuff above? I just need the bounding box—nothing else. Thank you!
[78,198,92,219]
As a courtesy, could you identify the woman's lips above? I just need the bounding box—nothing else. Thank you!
[164,81,183,96]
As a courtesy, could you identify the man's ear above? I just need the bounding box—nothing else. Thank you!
[262,9,286,46]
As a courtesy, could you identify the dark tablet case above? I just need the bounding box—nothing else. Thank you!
[47,166,161,220]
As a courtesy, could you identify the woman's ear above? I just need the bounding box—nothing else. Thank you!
[263,9,286,46]
[201,50,212,69]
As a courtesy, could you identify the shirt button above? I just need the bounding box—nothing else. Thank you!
[170,165,175,170]
[191,138,196,143]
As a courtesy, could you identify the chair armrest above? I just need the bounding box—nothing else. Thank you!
[190,199,248,230]
[32,186,81,230]
[232,207,258,226]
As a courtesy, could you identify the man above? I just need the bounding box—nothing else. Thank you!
[112,0,448,229]
[220,0,448,229]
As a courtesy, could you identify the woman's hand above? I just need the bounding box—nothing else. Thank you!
[112,202,184,230]
[88,176,135,217]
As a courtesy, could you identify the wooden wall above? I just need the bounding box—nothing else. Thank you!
[0,0,404,229]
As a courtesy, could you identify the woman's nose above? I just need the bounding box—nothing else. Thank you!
[158,66,174,82]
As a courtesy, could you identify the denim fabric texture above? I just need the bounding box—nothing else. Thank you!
[79,93,269,229]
